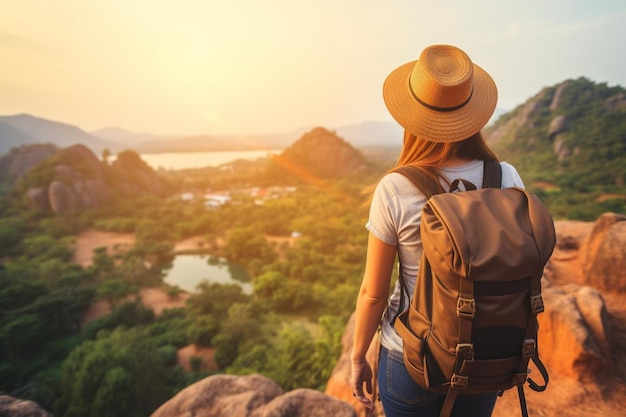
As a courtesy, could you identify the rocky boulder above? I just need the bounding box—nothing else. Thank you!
[25,187,50,211]
[548,115,568,141]
[150,373,356,417]
[0,395,52,417]
[538,284,611,381]
[19,144,169,214]
[0,143,58,179]
[48,180,79,213]
[580,212,626,292]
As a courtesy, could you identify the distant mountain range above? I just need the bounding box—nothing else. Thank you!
[0,114,118,156]
[0,115,409,156]
[0,107,511,157]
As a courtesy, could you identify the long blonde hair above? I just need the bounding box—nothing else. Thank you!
[363,130,499,202]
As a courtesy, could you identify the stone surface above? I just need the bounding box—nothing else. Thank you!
[151,374,282,417]
[548,115,568,141]
[0,396,53,417]
[538,285,610,381]
[13,144,169,214]
[580,212,626,292]
[48,180,78,214]
[250,388,356,417]
[151,373,355,417]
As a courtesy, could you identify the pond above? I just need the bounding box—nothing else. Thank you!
[163,254,253,295]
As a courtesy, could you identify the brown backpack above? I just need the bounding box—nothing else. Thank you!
[392,161,556,417]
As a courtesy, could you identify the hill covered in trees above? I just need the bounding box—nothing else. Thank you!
[267,127,376,180]
[485,77,626,219]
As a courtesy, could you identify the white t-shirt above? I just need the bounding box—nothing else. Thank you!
[366,160,525,352]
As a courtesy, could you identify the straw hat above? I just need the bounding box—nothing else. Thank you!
[383,44,497,143]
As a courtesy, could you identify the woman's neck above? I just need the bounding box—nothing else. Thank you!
[440,156,475,167]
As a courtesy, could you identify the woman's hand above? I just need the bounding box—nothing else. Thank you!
[351,359,374,409]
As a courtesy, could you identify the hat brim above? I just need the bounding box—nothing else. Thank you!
[383,60,498,143]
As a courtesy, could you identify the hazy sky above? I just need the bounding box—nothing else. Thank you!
[1,0,625,136]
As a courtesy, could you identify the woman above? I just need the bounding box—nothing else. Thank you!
[350,44,525,417]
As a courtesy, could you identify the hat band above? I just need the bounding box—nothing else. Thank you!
[409,78,474,112]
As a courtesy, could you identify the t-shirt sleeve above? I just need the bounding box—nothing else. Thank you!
[365,175,401,246]
[501,162,525,188]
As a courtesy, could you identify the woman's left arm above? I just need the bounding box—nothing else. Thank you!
[351,232,397,407]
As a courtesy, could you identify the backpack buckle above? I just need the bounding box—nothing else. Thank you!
[451,373,469,388]
[456,297,475,318]
[456,343,474,361]
[530,295,544,315]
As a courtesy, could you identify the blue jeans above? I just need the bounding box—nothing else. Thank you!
[378,346,498,417]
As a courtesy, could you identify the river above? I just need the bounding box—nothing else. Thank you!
[139,149,281,170]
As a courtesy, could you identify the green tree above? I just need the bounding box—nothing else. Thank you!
[223,227,277,269]
[89,247,116,279]
[21,234,74,262]
[187,315,220,347]
[213,303,264,369]
[186,282,249,319]
[0,314,44,360]
[270,316,344,391]
[96,279,138,309]
[57,328,170,417]
[0,216,27,256]
[253,271,294,310]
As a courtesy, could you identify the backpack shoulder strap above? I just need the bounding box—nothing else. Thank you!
[389,165,446,325]
[482,160,502,189]
[392,165,447,198]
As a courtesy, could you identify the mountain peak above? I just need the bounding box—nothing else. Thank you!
[276,127,373,178]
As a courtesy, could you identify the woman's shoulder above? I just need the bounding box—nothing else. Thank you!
[378,171,429,196]
[499,161,525,188]
[371,171,430,209]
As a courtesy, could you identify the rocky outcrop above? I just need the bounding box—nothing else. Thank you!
[538,284,610,381]
[252,389,356,417]
[0,395,53,417]
[25,187,50,211]
[48,180,79,213]
[0,143,58,179]
[150,373,356,417]
[275,127,373,179]
[549,82,567,111]
[580,212,626,292]
[553,138,570,160]
[485,78,626,192]
[548,115,568,146]
[19,145,169,214]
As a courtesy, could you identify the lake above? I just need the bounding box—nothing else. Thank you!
[139,149,281,170]
[163,254,253,295]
